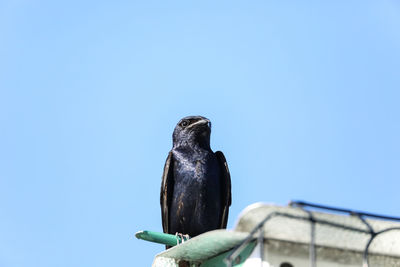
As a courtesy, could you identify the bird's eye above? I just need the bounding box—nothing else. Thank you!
[180,120,189,127]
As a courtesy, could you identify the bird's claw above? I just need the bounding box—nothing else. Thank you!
[175,232,190,245]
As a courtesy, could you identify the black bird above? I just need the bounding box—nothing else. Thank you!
[160,116,231,242]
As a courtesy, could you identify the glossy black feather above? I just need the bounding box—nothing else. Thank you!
[215,151,231,228]
[160,152,173,234]
[160,116,231,241]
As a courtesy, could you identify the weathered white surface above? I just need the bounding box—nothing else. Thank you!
[235,203,400,266]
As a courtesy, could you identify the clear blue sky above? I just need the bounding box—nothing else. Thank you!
[1,1,400,266]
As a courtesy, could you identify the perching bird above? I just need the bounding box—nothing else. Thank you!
[160,116,231,243]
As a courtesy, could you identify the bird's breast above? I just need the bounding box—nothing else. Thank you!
[172,150,219,183]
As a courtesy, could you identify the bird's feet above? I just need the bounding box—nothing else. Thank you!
[175,233,190,245]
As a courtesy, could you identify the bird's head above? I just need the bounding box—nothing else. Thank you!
[172,116,212,149]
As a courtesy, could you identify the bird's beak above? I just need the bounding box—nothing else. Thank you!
[188,119,211,129]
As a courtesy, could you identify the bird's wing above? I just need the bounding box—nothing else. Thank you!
[160,151,174,233]
[215,151,231,228]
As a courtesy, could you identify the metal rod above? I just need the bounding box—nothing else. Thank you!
[290,201,400,221]
[258,227,264,267]
[362,227,400,267]
[304,210,316,267]
[134,230,189,246]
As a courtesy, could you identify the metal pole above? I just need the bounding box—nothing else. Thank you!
[258,227,264,267]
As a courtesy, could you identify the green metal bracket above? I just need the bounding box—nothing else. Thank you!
[135,230,190,247]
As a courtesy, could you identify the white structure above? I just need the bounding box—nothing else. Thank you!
[235,203,400,267]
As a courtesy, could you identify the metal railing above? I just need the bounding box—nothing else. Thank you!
[224,200,400,267]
